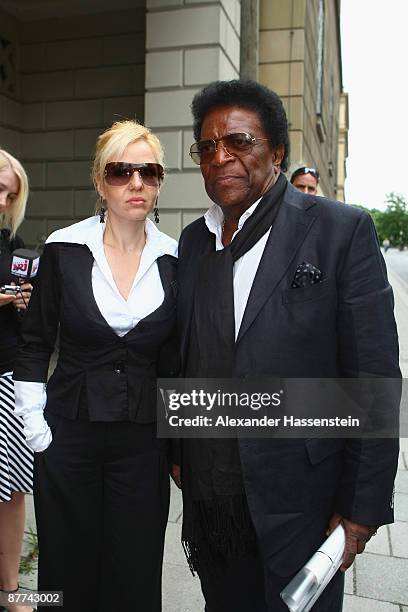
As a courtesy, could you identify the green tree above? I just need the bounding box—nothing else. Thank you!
[377,193,408,249]
[352,194,408,248]
[351,204,385,240]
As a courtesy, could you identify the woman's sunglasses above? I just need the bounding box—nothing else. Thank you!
[104,162,164,187]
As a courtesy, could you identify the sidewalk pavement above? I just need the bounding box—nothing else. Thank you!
[19,261,408,611]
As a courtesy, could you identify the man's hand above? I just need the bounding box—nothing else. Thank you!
[170,463,181,489]
[328,512,377,571]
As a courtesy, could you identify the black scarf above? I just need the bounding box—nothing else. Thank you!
[182,174,288,573]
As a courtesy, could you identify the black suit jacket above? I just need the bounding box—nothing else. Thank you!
[177,182,400,576]
[14,242,178,423]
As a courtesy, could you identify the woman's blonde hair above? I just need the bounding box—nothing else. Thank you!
[0,149,29,238]
[92,120,164,207]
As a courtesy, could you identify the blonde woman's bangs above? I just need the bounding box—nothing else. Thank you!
[92,120,164,193]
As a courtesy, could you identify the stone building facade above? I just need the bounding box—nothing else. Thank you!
[259,0,348,198]
[0,0,348,246]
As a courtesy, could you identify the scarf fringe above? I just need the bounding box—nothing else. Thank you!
[182,494,257,575]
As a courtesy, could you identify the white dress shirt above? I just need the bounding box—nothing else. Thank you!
[47,215,177,336]
[14,215,177,451]
[204,198,271,340]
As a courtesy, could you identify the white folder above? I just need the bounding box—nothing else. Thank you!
[280,524,345,612]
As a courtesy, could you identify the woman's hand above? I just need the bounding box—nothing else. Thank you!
[11,282,33,311]
[0,292,16,307]
[14,380,51,453]
[22,410,53,452]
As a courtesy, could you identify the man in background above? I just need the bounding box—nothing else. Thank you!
[290,165,319,195]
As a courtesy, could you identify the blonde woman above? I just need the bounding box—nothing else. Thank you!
[0,149,33,612]
[13,121,178,612]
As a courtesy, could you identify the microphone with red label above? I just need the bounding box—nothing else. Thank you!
[11,248,40,281]
[0,249,40,303]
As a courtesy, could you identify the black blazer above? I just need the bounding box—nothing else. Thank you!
[14,242,178,423]
[177,182,400,577]
[0,230,25,373]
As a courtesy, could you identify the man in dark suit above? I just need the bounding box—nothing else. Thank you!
[176,80,400,612]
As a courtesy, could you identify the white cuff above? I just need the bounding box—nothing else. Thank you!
[14,380,52,452]
[14,380,47,416]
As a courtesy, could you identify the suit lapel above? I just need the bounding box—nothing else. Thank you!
[236,187,317,344]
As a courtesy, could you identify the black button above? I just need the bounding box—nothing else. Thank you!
[113,361,126,374]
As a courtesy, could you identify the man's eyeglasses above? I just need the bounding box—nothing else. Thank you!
[104,162,164,187]
[290,166,319,182]
[189,132,271,165]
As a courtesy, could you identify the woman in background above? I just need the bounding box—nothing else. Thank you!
[13,121,178,612]
[0,149,33,612]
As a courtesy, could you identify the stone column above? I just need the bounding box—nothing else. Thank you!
[240,0,259,80]
[145,0,241,238]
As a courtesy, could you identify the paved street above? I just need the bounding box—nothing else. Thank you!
[386,250,408,379]
[19,249,408,611]
[385,249,408,287]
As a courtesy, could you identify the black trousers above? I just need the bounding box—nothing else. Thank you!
[34,415,170,612]
[199,552,268,612]
[199,551,344,612]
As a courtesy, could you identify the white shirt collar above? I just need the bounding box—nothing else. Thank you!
[46,214,177,304]
[204,197,262,249]
[46,215,178,260]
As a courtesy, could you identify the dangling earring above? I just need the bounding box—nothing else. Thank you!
[98,195,106,223]
[153,197,160,224]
